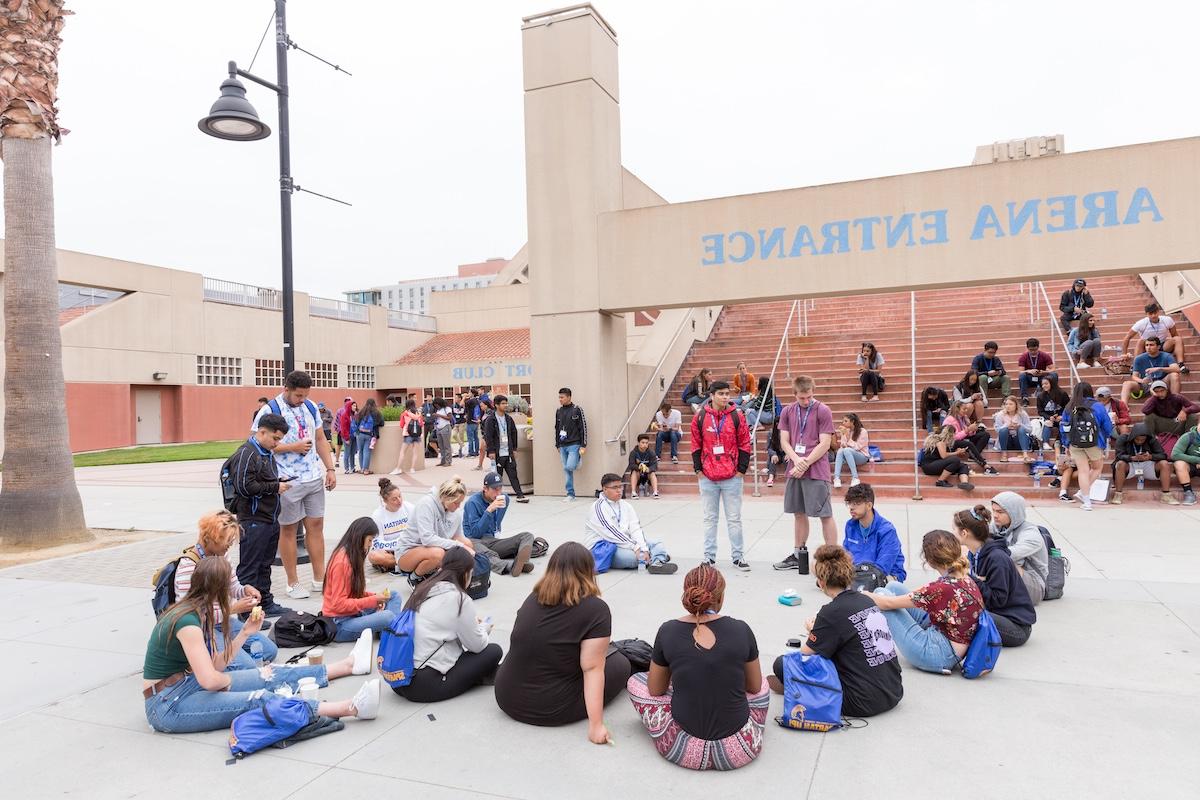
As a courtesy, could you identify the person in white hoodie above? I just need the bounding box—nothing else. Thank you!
[390,547,503,702]
[988,491,1050,604]
[584,473,678,574]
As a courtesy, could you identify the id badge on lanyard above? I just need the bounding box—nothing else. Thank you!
[711,413,727,455]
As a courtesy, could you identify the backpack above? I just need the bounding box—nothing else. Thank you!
[590,540,617,574]
[467,550,492,600]
[219,454,238,513]
[776,651,843,732]
[150,546,201,617]
[270,611,338,648]
[228,696,343,758]
[1037,525,1070,600]
[693,406,742,450]
[378,608,453,688]
[1067,405,1098,448]
[851,562,889,593]
[961,610,1002,679]
[531,536,550,558]
[406,416,421,437]
[267,397,320,428]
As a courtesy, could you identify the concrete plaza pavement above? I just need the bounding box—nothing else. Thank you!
[2,461,1198,798]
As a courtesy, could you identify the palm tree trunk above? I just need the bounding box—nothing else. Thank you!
[0,134,88,546]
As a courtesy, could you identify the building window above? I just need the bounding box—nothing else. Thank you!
[254,358,285,387]
[347,364,375,389]
[430,386,454,400]
[304,362,338,388]
[509,383,532,405]
[196,355,242,386]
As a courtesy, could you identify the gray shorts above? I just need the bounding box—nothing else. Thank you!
[784,477,832,518]
[279,477,326,525]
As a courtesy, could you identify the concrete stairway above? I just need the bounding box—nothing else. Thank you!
[650,275,1199,502]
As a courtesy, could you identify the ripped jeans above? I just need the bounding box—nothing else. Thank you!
[143,664,327,734]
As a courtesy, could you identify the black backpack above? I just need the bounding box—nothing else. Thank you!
[150,546,202,617]
[406,417,421,437]
[219,454,238,513]
[270,611,338,648]
[1067,405,1098,448]
[693,405,742,445]
[851,562,889,593]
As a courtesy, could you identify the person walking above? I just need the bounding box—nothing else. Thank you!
[554,387,588,501]
[691,381,752,571]
[392,399,424,476]
[483,394,529,503]
[774,375,837,575]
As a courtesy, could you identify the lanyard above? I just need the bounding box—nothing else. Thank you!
[796,404,814,435]
[605,499,621,527]
[714,412,728,437]
[283,401,308,439]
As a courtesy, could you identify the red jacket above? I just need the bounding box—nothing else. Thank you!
[691,403,751,481]
[337,400,354,438]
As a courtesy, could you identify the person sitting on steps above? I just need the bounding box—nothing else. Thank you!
[1018,338,1057,404]
[1121,336,1182,404]
[1122,301,1189,374]
[1058,277,1094,332]
[944,399,999,474]
[1111,423,1178,505]
[1095,386,1132,438]
[1067,312,1104,368]
[992,395,1034,463]
[462,471,537,576]
[920,385,951,431]
[920,426,975,492]
[1036,374,1070,452]
[952,370,989,423]
[626,433,660,498]
[831,412,870,489]
[652,401,683,464]
[730,361,758,407]
[585,473,678,574]
[1138,381,1200,440]
[857,341,885,402]
[971,341,1012,398]
[954,506,1037,647]
[683,368,713,413]
[1170,429,1200,505]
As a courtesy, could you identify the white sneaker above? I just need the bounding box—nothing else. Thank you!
[286,582,310,600]
[390,468,403,475]
[351,629,373,675]
[562,495,576,503]
[353,679,381,720]
[850,478,861,487]
[1081,501,1093,511]
[311,580,323,592]
[833,478,842,489]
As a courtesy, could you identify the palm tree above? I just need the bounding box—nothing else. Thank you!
[0,1,88,547]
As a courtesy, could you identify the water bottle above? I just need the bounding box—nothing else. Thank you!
[1033,470,1042,489]
[1101,307,1108,320]
[249,639,264,664]
[1137,472,1145,491]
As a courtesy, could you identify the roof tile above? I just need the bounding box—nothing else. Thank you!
[396,327,530,365]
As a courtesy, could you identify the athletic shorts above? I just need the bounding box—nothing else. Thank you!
[279,477,326,525]
[1068,445,1104,463]
[784,477,832,518]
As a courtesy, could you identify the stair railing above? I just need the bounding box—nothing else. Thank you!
[751,299,800,497]
[910,290,922,500]
[1035,281,1080,389]
[605,308,696,447]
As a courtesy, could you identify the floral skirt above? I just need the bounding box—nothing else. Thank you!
[626,672,769,771]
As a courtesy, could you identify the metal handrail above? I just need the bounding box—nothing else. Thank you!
[751,300,800,496]
[606,309,699,445]
[909,290,922,500]
[1035,281,1080,388]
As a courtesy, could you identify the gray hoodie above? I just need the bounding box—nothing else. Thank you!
[411,582,490,674]
[398,492,464,553]
[989,491,1049,603]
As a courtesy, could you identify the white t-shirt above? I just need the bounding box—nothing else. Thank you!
[856,353,885,369]
[435,407,453,430]
[371,501,415,552]
[1131,315,1174,342]
[655,410,682,432]
[251,394,323,484]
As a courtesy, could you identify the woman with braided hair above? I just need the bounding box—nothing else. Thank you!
[626,563,769,770]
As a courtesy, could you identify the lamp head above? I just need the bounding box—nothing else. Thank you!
[198,74,270,141]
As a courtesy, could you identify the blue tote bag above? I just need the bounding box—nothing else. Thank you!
[590,541,616,574]
[776,651,843,732]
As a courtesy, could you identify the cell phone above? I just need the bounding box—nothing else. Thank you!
[786,638,804,648]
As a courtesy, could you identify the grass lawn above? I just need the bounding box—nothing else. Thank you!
[73,440,241,468]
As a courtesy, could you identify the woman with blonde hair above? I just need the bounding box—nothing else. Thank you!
[627,563,768,771]
[992,394,1034,463]
[395,476,475,580]
[919,426,975,491]
[495,542,631,741]
[868,530,985,674]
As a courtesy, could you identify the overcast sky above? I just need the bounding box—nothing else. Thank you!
[13,0,1200,299]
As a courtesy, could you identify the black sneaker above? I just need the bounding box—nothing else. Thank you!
[773,553,800,570]
[983,465,999,475]
[647,561,679,575]
[1180,363,1190,374]
[732,559,751,572]
[407,570,435,588]
[1049,477,1062,488]
[702,558,716,567]
[260,602,291,618]
[935,479,953,488]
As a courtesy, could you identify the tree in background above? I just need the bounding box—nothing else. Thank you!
[0,1,88,547]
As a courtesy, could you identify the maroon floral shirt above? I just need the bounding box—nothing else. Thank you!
[911,575,984,644]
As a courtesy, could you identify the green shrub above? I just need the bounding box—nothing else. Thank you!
[381,406,403,421]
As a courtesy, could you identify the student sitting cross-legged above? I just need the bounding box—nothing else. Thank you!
[841,483,905,582]
[627,563,770,771]
[391,547,504,703]
[768,545,903,718]
[143,557,379,734]
[367,477,415,574]
[584,473,678,574]
[1111,423,1177,505]
[462,471,536,576]
[322,517,405,642]
[953,506,1037,648]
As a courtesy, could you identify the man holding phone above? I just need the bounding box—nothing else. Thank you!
[461,472,536,576]
[229,412,293,617]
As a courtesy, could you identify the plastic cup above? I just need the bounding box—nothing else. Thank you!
[306,648,324,665]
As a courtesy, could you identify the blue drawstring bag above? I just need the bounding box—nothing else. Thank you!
[591,541,616,574]
[776,652,843,732]
[229,695,341,758]
[962,610,1002,679]
[378,609,417,688]
[1028,460,1057,477]
[867,445,884,462]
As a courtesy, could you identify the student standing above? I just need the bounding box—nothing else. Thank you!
[354,398,384,475]
[229,413,291,616]
[464,389,481,458]
[482,395,529,502]
[554,387,588,501]
[434,399,454,467]
[392,399,424,475]
[774,375,837,574]
[691,380,752,571]
[451,393,468,457]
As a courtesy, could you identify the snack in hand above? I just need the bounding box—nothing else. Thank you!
[249,605,264,622]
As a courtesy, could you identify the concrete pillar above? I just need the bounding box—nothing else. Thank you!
[522,6,626,497]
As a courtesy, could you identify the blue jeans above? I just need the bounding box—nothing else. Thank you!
[874,582,959,673]
[698,474,744,561]
[330,592,404,642]
[356,431,375,472]
[655,430,680,459]
[218,617,279,669]
[998,426,1032,452]
[833,448,868,480]
[610,539,670,569]
[559,444,581,497]
[744,409,775,430]
[342,433,357,472]
[466,422,479,456]
[144,664,326,733]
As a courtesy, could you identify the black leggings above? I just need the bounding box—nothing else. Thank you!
[393,644,504,702]
[955,430,992,466]
[991,614,1032,648]
[922,456,969,477]
[860,370,884,395]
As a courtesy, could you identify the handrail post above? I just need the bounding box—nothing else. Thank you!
[911,290,922,501]
[752,298,800,498]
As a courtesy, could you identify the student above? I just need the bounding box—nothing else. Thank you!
[992,395,1033,463]
[392,399,424,476]
[1018,338,1057,403]
[451,393,467,457]
[920,385,951,431]
[1058,277,1094,331]
[482,394,529,502]
[692,380,752,571]
[319,402,333,453]
[1171,429,1200,505]
[627,564,768,771]
[585,473,678,573]
[764,416,784,489]
[1121,336,1181,404]
[774,375,837,573]
[143,557,379,734]
[337,397,356,474]
[494,542,632,742]
[986,491,1049,605]
[653,401,683,463]
[1140,381,1200,439]
[367,478,415,573]
[857,341,885,402]
[768,545,902,717]
[952,370,989,423]
[395,477,476,579]
[1095,385,1132,438]
[391,547,503,703]
[228,412,292,617]
[1036,375,1070,451]
[354,398,384,475]
[1112,423,1177,505]
[944,399,999,474]
[626,433,660,498]
[1067,312,1103,368]
[1122,301,1188,372]
[322,517,405,642]
[954,507,1037,647]
[462,471,536,576]
[841,483,905,581]
[868,530,984,674]
[1050,449,1078,503]
[554,387,588,501]
[1061,381,1113,511]
[971,342,1012,398]
[744,375,779,430]
[730,361,758,406]
[464,389,481,458]
[831,412,870,489]
[919,427,975,491]
[433,398,454,467]
[174,511,276,668]
[683,368,714,412]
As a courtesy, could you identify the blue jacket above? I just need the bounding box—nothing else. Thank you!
[970,537,1036,626]
[462,491,507,540]
[842,511,905,581]
[1059,398,1114,450]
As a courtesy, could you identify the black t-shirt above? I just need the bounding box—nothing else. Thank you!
[805,590,903,717]
[651,616,759,740]
[494,593,611,725]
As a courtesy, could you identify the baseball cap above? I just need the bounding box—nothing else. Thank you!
[1096,386,1112,397]
[1150,380,1169,391]
[318,402,325,408]
[343,396,352,401]
[483,472,503,489]
[1073,278,1086,286]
